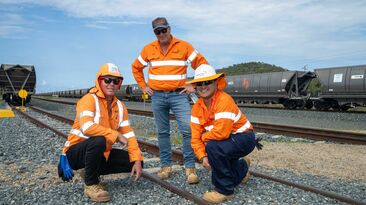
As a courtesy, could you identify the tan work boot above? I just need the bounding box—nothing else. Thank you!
[157,166,172,180]
[241,156,251,184]
[185,168,199,184]
[84,184,110,202]
[202,191,233,203]
[79,169,108,190]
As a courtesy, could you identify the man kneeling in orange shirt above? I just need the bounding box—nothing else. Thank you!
[187,64,262,203]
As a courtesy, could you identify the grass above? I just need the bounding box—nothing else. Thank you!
[171,132,182,145]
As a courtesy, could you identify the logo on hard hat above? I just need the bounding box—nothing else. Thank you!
[196,70,207,78]
[108,63,120,74]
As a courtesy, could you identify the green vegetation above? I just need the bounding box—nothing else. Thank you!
[308,78,322,96]
[171,133,182,145]
[217,61,288,76]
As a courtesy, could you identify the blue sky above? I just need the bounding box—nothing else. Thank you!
[1,0,366,93]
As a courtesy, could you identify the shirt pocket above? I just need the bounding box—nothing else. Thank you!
[147,52,160,61]
[169,49,185,60]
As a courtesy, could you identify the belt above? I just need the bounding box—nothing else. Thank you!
[154,88,185,93]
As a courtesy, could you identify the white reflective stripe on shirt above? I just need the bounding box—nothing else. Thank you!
[234,111,241,123]
[123,131,135,139]
[79,110,94,121]
[191,116,200,124]
[81,121,95,133]
[204,125,213,131]
[187,50,198,63]
[138,55,148,66]
[150,60,187,67]
[91,94,100,123]
[214,112,236,121]
[119,120,130,127]
[149,74,187,81]
[233,121,252,134]
[64,141,71,147]
[116,100,124,127]
[70,128,89,139]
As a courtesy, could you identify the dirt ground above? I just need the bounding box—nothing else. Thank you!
[250,141,366,182]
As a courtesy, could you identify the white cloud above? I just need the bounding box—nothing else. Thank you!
[85,19,145,29]
[85,23,109,30]
[41,80,47,85]
[2,0,366,68]
[0,13,29,38]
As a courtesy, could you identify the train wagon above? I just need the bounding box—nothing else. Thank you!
[0,64,36,105]
[225,71,316,109]
[119,83,146,101]
[314,64,366,110]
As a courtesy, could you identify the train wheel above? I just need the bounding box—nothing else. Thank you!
[296,100,305,109]
[283,100,297,109]
[320,102,331,111]
[314,101,322,110]
[305,101,313,109]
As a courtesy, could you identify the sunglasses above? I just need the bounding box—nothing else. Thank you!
[196,80,214,86]
[101,77,122,85]
[154,28,168,35]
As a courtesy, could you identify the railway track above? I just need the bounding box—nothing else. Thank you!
[11,105,366,205]
[32,96,366,145]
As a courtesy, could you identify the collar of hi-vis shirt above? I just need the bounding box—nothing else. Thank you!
[152,35,180,55]
[197,91,221,126]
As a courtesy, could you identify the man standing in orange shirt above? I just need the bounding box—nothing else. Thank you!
[132,17,207,184]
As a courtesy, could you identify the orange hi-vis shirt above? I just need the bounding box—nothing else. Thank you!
[62,93,143,162]
[132,36,208,91]
[190,91,253,161]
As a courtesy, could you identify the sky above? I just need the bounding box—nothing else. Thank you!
[1,0,366,93]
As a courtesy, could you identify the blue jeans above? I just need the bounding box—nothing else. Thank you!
[151,91,196,168]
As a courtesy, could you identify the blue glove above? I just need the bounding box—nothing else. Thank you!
[58,154,74,182]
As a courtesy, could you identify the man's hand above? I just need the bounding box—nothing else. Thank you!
[179,84,195,94]
[117,133,128,149]
[202,157,211,171]
[58,154,74,181]
[130,160,142,181]
[142,86,154,96]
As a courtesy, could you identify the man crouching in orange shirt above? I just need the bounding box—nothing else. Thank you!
[187,64,262,203]
[58,63,143,202]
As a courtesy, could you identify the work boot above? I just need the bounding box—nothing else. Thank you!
[79,169,108,190]
[157,166,172,180]
[84,184,111,202]
[241,156,251,184]
[202,191,233,203]
[185,168,199,184]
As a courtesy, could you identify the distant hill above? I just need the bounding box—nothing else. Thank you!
[216,62,288,76]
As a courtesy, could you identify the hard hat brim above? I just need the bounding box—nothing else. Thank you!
[186,73,225,85]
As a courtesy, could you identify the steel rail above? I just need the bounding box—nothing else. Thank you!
[126,109,366,145]
[141,171,211,205]
[31,96,366,144]
[24,105,366,205]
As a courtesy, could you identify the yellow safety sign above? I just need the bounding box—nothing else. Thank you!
[18,89,28,112]
[18,89,28,98]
